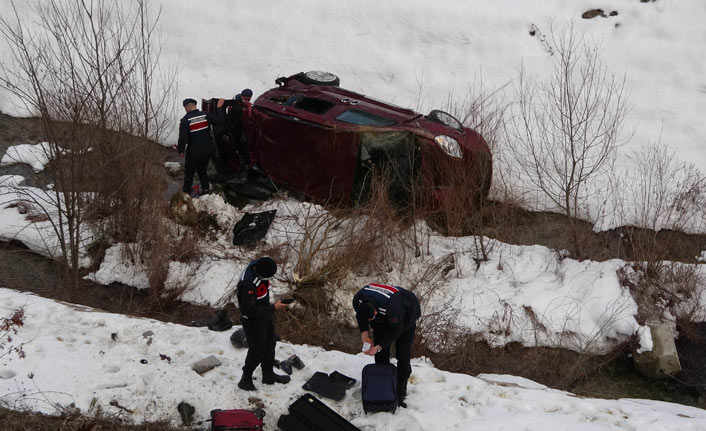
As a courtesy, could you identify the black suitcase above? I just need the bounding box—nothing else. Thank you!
[361,363,398,414]
[277,393,360,431]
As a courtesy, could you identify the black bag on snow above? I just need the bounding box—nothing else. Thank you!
[232,210,277,246]
[207,309,233,332]
[302,371,356,401]
[277,393,360,431]
[361,363,397,414]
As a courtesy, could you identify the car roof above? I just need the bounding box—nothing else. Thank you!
[257,79,422,126]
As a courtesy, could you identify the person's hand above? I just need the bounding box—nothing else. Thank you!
[274,300,289,311]
[363,345,380,356]
[171,144,177,151]
[361,332,373,346]
[217,98,225,108]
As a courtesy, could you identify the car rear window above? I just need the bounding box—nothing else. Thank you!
[336,109,396,127]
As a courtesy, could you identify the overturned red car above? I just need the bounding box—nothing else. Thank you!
[208,71,492,206]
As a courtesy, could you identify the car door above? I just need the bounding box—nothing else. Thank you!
[253,98,332,197]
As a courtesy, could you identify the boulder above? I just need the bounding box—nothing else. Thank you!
[632,323,681,379]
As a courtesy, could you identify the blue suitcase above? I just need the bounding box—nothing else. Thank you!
[361,363,397,414]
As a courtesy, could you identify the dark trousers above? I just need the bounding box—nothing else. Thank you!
[183,156,211,193]
[374,323,416,386]
[242,316,276,374]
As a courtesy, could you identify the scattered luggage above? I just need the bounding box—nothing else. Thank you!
[232,210,277,246]
[302,371,356,401]
[361,363,398,414]
[230,327,249,348]
[210,408,264,431]
[207,309,233,331]
[277,393,360,431]
[275,354,306,375]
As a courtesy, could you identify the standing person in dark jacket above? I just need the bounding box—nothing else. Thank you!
[227,88,253,167]
[236,257,291,391]
[353,283,421,408]
[177,97,225,195]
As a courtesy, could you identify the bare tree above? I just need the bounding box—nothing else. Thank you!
[0,0,174,289]
[435,73,508,262]
[509,23,630,251]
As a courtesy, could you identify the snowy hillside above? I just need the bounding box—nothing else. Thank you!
[3,288,706,430]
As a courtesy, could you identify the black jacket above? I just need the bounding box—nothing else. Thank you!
[236,260,274,321]
[178,107,225,159]
[353,284,421,349]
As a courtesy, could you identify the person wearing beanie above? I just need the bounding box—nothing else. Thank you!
[226,88,255,169]
[236,257,291,391]
[177,97,225,196]
[353,283,421,408]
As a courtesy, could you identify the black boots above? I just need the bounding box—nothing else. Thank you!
[238,371,256,391]
[239,368,290,391]
[398,379,408,408]
[262,369,291,385]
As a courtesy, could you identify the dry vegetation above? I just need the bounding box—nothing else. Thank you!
[1,7,706,427]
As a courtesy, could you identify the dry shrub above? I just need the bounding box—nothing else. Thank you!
[420,320,628,390]
[1,307,26,366]
[619,261,706,324]
[293,175,417,294]
[617,142,706,235]
[0,406,189,431]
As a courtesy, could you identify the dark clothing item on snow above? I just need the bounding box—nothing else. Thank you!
[302,371,356,401]
[207,309,233,332]
[353,283,420,405]
[236,258,289,388]
[230,327,249,348]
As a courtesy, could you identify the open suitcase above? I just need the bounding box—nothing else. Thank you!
[361,363,398,414]
[210,409,264,431]
[277,393,360,431]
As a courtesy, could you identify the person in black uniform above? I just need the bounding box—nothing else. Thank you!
[226,88,253,167]
[353,283,421,408]
[177,97,225,195]
[236,257,291,391]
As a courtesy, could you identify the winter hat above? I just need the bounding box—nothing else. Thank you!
[357,301,376,321]
[241,88,253,98]
[255,257,277,279]
[182,98,197,107]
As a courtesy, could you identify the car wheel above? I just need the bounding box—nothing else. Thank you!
[301,71,340,86]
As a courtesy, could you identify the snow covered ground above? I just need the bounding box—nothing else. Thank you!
[1,0,706,427]
[3,287,706,430]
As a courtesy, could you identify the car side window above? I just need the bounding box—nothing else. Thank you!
[292,97,334,114]
[336,109,396,127]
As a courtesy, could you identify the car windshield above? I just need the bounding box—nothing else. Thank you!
[336,109,396,127]
[427,110,463,132]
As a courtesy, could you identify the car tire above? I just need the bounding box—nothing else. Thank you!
[300,71,340,86]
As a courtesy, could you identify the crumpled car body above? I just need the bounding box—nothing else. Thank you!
[209,71,492,207]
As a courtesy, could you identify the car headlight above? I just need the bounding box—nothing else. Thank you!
[434,135,463,158]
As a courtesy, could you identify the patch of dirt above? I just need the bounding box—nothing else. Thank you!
[0,406,190,431]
